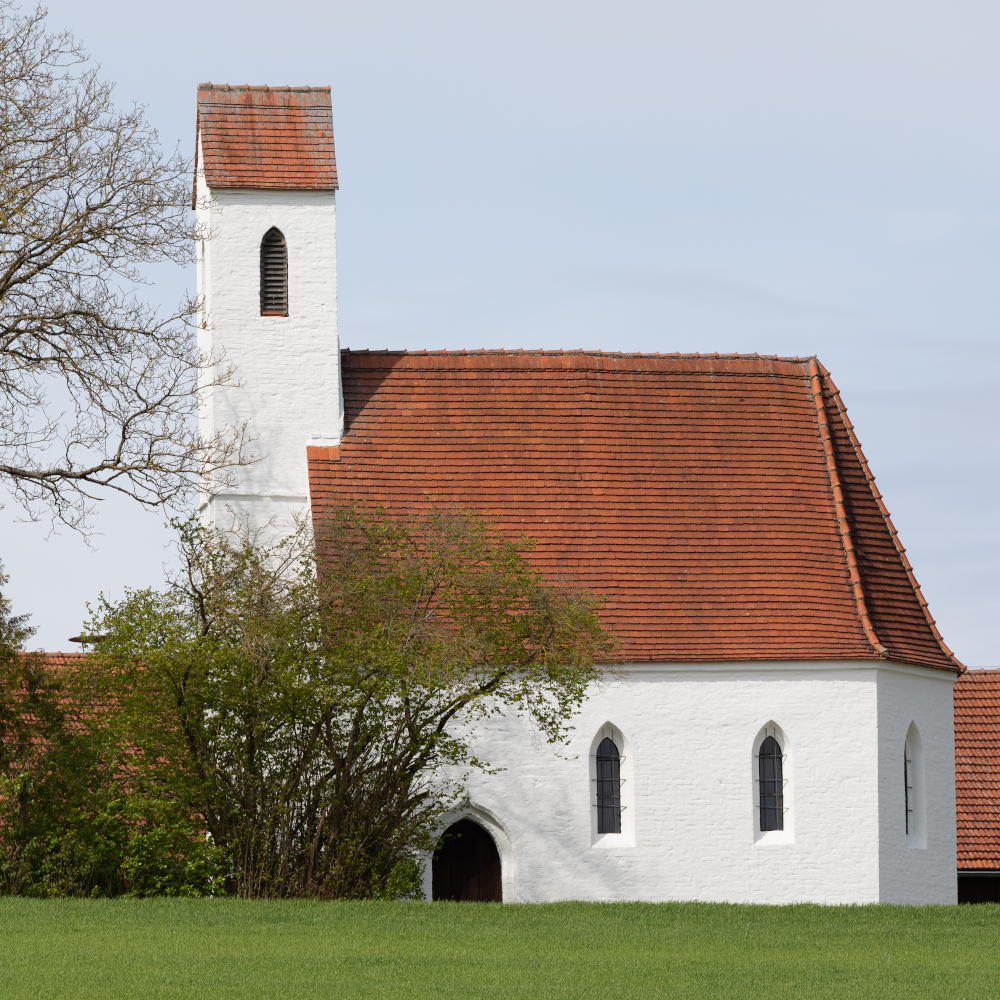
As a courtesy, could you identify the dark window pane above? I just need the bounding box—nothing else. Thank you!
[596,736,621,834]
[758,735,783,831]
[904,747,911,835]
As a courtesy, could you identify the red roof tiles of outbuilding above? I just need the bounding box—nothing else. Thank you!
[308,350,961,671]
[955,669,1000,870]
[194,84,337,202]
[35,652,89,668]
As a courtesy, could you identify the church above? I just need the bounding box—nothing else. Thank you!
[193,83,964,905]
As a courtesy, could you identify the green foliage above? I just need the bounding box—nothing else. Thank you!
[82,504,616,899]
[0,560,34,655]
[0,686,223,898]
[0,561,221,898]
[0,784,222,899]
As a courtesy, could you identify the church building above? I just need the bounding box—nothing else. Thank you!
[193,83,964,905]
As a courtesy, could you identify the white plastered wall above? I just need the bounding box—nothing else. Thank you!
[438,660,957,905]
[876,665,958,904]
[195,141,342,536]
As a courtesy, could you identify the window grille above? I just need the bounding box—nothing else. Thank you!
[595,737,622,834]
[904,747,913,835]
[260,227,288,315]
[758,734,784,831]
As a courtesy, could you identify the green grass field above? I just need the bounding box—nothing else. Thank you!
[0,898,997,999]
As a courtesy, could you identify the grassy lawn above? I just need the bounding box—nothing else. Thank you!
[0,899,997,999]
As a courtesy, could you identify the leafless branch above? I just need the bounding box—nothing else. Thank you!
[0,4,254,529]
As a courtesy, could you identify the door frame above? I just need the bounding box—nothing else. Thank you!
[423,803,516,902]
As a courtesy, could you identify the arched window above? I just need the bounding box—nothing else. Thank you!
[260,227,288,316]
[904,742,913,834]
[904,723,926,848]
[596,737,621,834]
[758,734,784,831]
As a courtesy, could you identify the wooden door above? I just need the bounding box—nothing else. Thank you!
[432,819,502,902]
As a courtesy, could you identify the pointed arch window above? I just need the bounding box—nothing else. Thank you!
[904,723,926,848]
[758,735,784,831]
[904,743,913,834]
[596,737,621,834]
[260,227,288,316]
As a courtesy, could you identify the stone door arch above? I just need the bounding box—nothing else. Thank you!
[432,819,502,902]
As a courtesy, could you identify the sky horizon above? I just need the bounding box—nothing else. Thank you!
[1,0,996,665]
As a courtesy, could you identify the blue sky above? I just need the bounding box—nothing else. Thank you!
[2,0,997,664]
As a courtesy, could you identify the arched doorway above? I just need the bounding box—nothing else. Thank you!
[432,819,502,902]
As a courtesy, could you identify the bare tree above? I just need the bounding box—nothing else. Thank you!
[0,4,251,528]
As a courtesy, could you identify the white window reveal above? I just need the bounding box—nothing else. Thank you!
[904,722,927,849]
[589,723,635,848]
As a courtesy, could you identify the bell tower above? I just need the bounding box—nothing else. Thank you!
[194,83,342,534]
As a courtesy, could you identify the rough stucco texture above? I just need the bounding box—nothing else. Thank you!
[196,178,341,532]
[446,663,957,904]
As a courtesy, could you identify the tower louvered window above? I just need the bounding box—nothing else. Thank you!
[596,737,622,834]
[260,227,288,315]
[758,735,784,831]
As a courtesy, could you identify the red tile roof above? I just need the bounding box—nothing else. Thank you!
[33,652,89,668]
[308,350,961,671]
[194,84,338,203]
[955,669,1000,869]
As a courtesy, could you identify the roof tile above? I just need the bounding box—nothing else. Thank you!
[955,669,1000,870]
[194,84,338,200]
[308,350,960,670]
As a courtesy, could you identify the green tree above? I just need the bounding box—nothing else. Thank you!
[0,560,33,655]
[84,504,617,899]
[0,561,220,898]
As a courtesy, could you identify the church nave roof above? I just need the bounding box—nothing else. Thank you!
[308,349,961,672]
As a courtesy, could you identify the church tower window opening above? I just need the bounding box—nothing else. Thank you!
[260,227,288,316]
[757,734,784,832]
[595,737,622,834]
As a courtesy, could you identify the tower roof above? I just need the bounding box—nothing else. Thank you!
[194,84,338,203]
[308,350,961,671]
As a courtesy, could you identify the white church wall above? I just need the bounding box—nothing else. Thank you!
[435,661,955,905]
[876,664,958,905]
[195,162,342,536]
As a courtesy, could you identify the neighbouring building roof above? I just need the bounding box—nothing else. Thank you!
[955,669,1000,870]
[194,84,338,203]
[308,350,960,671]
[34,652,89,668]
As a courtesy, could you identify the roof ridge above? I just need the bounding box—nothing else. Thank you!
[808,359,889,659]
[198,84,331,93]
[819,364,966,672]
[340,348,819,363]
